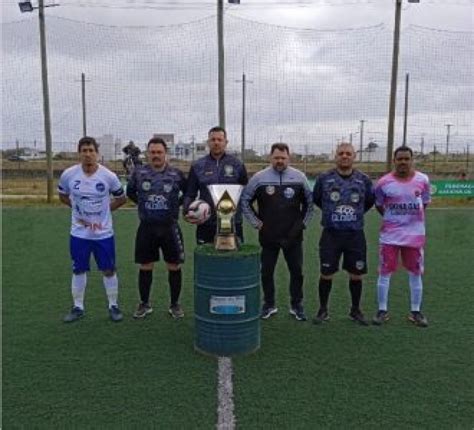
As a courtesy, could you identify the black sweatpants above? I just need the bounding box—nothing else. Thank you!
[261,241,303,308]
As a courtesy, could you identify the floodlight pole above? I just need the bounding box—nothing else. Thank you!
[386,0,402,172]
[217,0,226,129]
[38,0,54,203]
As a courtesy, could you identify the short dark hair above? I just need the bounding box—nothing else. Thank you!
[270,142,290,154]
[78,136,99,152]
[208,126,227,138]
[147,137,167,151]
[394,145,413,158]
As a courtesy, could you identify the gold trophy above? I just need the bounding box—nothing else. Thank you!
[208,184,243,251]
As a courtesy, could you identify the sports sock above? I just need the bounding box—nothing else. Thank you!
[376,274,391,311]
[318,278,332,310]
[72,273,87,310]
[103,274,118,308]
[349,279,362,310]
[139,269,153,304]
[169,269,182,307]
[409,272,423,312]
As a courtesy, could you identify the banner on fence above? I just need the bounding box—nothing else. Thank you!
[430,180,474,197]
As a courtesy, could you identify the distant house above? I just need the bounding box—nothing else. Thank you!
[18,148,45,161]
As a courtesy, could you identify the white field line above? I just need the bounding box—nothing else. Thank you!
[217,356,235,430]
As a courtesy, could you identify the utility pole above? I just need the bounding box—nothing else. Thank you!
[420,135,425,155]
[386,0,402,171]
[445,123,453,156]
[19,0,59,203]
[191,135,195,162]
[386,0,421,171]
[236,73,253,162]
[217,0,225,128]
[39,0,54,202]
[402,72,409,147]
[81,72,88,136]
[359,120,365,162]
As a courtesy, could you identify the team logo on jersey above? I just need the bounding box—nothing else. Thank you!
[330,190,340,202]
[332,205,356,222]
[284,187,295,199]
[142,181,151,191]
[350,192,360,203]
[224,165,234,177]
[145,194,168,210]
[95,182,105,193]
[355,260,365,270]
[163,183,172,193]
[266,186,275,195]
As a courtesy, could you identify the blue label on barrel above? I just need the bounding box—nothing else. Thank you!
[210,295,245,314]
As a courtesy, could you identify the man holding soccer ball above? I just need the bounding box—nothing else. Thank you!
[127,137,187,319]
[184,126,248,244]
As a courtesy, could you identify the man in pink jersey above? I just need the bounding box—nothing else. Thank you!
[373,146,431,327]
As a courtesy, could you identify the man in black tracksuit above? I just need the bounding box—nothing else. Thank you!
[241,143,314,321]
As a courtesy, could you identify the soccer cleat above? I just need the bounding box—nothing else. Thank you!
[289,304,307,322]
[312,308,330,325]
[168,304,184,319]
[349,308,369,326]
[408,311,428,327]
[260,304,278,320]
[63,306,84,323]
[133,302,153,319]
[372,310,390,326]
[109,305,123,322]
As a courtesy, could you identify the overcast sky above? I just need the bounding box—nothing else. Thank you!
[2,0,473,30]
[1,0,473,154]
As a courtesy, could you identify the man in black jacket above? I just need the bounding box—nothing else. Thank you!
[241,143,314,321]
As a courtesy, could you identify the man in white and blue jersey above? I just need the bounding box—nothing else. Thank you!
[127,137,187,320]
[58,136,126,322]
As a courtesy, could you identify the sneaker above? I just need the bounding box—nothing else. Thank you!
[63,306,84,323]
[133,302,153,319]
[372,310,390,326]
[169,304,184,319]
[408,311,428,328]
[312,308,330,325]
[289,304,307,322]
[349,308,369,326]
[260,304,278,320]
[109,305,123,322]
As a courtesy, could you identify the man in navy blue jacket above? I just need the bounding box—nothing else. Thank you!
[183,126,248,244]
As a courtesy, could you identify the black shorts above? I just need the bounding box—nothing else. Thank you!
[319,229,367,276]
[135,221,185,265]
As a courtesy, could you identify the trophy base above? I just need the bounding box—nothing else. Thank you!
[215,234,238,251]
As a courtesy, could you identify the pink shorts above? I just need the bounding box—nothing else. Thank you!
[379,244,424,275]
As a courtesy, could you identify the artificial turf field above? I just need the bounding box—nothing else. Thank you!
[2,207,473,429]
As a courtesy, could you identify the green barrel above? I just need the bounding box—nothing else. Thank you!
[194,244,261,356]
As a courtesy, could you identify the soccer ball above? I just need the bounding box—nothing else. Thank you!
[186,199,211,225]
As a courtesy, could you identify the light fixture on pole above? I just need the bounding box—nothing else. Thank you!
[18,0,59,203]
